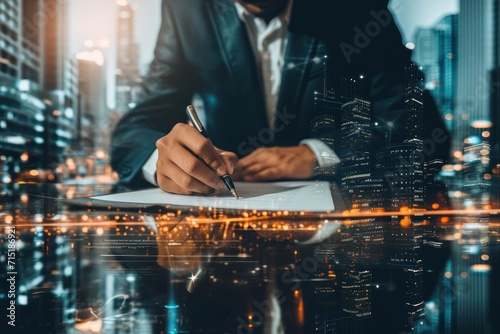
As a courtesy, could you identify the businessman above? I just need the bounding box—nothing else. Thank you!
[111,0,450,194]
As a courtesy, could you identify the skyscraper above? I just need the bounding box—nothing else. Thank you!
[490,1,500,207]
[376,64,425,211]
[0,0,78,172]
[77,53,108,152]
[454,0,497,155]
[413,15,458,132]
[25,0,78,169]
[115,0,141,114]
[0,0,42,168]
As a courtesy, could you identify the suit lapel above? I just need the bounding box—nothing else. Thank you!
[205,0,267,130]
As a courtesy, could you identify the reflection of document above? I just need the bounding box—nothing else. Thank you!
[92,181,334,212]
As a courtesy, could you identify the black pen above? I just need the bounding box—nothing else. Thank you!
[186,105,240,199]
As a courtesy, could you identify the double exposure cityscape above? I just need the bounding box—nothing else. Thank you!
[1,1,500,333]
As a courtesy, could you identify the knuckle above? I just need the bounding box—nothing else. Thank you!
[195,138,211,152]
[179,175,195,190]
[172,123,186,132]
[184,158,199,174]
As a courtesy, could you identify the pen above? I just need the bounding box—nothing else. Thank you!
[186,105,240,199]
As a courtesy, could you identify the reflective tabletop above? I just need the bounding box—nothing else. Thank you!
[1,183,499,334]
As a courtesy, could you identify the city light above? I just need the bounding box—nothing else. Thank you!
[75,50,105,66]
[405,42,415,50]
[471,120,493,128]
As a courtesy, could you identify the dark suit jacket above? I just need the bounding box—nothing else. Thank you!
[111,0,450,188]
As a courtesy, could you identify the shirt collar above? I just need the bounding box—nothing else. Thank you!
[234,0,293,25]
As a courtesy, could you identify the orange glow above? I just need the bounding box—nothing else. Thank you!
[431,203,440,209]
[400,206,409,213]
[400,217,411,228]
[440,217,450,224]
[444,271,452,278]
[471,120,492,128]
[471,264,491,272]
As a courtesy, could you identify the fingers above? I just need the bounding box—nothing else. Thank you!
[236,146,316,181]
[155,123,239,195]
[237,148,268,171]
[173,124,228,176]
[157,175,210,195]
[241,168,280,182]
[238,148,277,178]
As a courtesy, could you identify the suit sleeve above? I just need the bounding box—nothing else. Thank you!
[111,0,195,188]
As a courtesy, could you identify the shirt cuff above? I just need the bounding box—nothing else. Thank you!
[300,139,341,169]
[142,149,159,186]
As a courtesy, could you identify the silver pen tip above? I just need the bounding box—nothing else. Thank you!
[230,189,240,200]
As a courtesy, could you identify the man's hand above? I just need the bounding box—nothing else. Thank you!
[235,145,315,182]
[155,123,238,194]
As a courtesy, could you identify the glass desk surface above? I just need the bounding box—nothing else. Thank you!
[1,183,499,334]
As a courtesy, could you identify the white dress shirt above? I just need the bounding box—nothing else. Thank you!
[142,0,339,186]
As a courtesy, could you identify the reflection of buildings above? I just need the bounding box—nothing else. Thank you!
[413,14,458,131]
[0,0,78,172]
[451,222,490,333]
[462,142,491,208]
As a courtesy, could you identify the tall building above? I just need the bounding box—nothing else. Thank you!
[0,1,45,169]
[77,52,108,152]
[490,1,500,207]
[376,64,425,211]
[0,0,78,172]
[0,0,22,81]
[454,0,497,155]
[413,15,458,131]
[339,97,384,210]
[115,1,141,114]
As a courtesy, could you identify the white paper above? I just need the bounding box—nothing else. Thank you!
[91,181,334,212]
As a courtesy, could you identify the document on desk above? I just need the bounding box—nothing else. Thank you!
[91,181,334,212]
